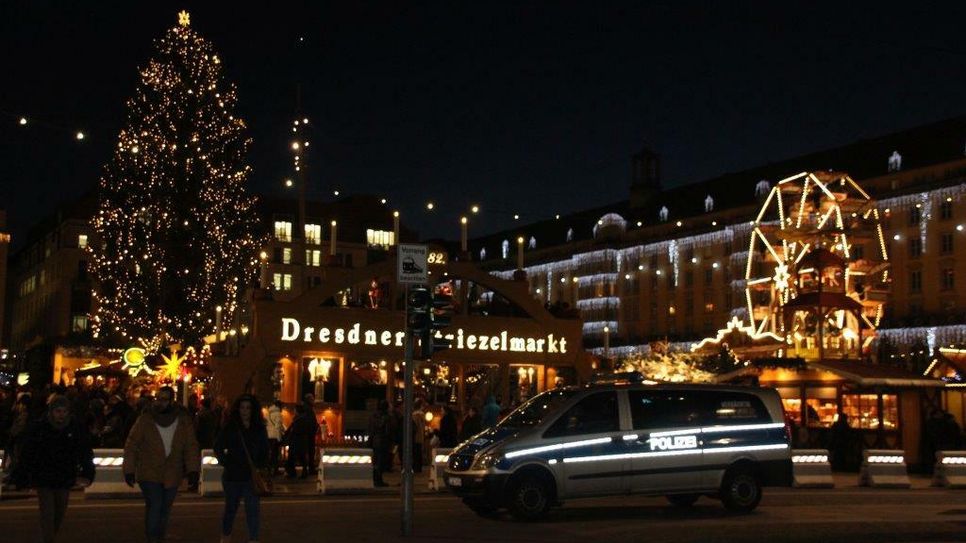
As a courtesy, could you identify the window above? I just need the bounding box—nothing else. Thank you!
[544,392,619,437]
[685,271,694,287]
[707,392,770,423]
[305,224,321,244]
[306,249,322,267]
[272,273,292,291]
[908,237,922,258]
[274,221,292,242]
[704,267,713,286]
[366,229,394,249]
[19,275,37,297]
[841,394,898,430]
[942,268,955,291]
[909,270,922,293]
[629,390,706,429]
[71,315,89,332]
[77,234,88,249]
[282,247,292,264]
[908,207,920,226]
[940,200,953,220]
[941,232,954,254]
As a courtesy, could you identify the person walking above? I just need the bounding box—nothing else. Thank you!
[439,405,459,448]
[266,401,284,475]
[367,400,391,487]
[195,397,219,450]
[12,394,95,543]
[412,400,427,472]
[458,406,482,442]
[214,394,269,543]
[123,386,200,543]
[482,395,501,429]
[284,404,314,478]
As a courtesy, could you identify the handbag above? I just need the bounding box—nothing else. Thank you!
[238,426,273,497]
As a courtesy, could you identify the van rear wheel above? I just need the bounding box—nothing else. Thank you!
[720,468,762,513]
[666,494,700,507]
[507,475,551,521]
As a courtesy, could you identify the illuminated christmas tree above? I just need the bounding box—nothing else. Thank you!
[91,11,261,349]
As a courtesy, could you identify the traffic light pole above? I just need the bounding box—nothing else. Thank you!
[401,287,415,536]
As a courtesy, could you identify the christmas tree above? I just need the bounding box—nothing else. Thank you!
[91,11,261,349]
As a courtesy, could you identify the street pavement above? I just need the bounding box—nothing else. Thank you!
[0,474,964,542]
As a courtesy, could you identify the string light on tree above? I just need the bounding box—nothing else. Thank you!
[90,11,262,350]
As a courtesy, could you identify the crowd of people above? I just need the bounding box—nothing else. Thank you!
[0,384,274,543]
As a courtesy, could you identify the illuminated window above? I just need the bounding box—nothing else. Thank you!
[306,249,322,267]
[841,394,898,430]
[704,302,715,313]
[305,224,321,244]
[71,315,89,332]
[282,248,292,264]
[274,221,292,242]
[272,273,292,291]
[366,229,394,249]
[78,234,88,249]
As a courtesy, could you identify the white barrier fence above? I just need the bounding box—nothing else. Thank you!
[317,448,373,494]
[858,449,910,488]
[791,449,834,488]
[429,448,453,491]
[85,449,140,498]
[932,450,966,489]
[199,449,223,496]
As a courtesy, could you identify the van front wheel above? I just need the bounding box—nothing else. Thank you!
[507,475,551,521]
[720,468,762,513]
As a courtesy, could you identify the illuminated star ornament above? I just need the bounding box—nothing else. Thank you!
[161,351,185,381]
[178,10,191,27]
[772,263,791,292]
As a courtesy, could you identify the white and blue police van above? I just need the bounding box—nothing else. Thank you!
[444,374,793,520]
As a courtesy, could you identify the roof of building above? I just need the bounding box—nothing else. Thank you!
[471,114,966,263]
[809,359,944,387]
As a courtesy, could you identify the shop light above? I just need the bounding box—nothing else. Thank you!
[941,456,966,465]
[792,454,829,464]
[202,455,219,465]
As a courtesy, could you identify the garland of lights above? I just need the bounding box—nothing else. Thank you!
[90,12,262,349]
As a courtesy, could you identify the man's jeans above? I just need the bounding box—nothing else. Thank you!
[139,482,178,542]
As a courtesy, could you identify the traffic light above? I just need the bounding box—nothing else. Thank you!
[407,287,432,332]
[420,289,454,359]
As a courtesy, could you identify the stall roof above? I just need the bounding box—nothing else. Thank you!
[810,359,944,387]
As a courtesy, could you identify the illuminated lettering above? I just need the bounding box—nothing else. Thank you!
[319,328,330,343]
[348,323,361,344]
[510,338,526,351]
[303,327,315,342]
[395,331,405,347]
[490,336,500,350]
[648,435,698,451]
[335,329,345,344]
[380,331,392,346]
[281,318,300,341]
[364,330,377,345]
[466,335,477,349]
[479,335,489,350]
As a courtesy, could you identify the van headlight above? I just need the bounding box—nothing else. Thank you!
[472,453,502,470]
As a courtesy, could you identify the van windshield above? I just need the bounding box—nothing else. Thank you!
[498,389,578,428]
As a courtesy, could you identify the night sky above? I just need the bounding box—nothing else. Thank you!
[4,1,966,247]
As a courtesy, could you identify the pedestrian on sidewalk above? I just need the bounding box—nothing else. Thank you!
[367,400,391,487]
[214,394,269,543]
[482,395,501,429]
[12,394,95,543]
[123,386,201,543]
[284,404,314,478]
[266,401,284,474]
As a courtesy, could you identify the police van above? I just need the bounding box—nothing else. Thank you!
[444,376,792,520]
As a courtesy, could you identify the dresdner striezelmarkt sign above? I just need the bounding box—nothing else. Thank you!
[280,317,569,355]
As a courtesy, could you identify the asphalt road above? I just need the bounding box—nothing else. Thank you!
[1,487,964,543]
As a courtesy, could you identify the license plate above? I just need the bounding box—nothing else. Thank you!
[448,477,462,487]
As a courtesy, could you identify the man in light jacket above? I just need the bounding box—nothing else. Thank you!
[266,400,284,474]
[123,386,200,543]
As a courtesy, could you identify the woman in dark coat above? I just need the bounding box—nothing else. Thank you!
[214,394,269,543]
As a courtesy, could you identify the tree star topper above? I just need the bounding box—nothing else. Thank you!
[178,10,191,27]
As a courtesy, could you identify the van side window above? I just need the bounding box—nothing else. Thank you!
[544,392,619,438]
[707,392,770,424]
[629,391,706,430]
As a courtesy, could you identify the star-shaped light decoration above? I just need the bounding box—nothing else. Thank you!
[178,10,191,27]
[772,263,791,292]
[161,350,185,381]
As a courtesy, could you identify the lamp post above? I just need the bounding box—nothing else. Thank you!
[460,216,468,253]
[393,211,400,246]
[214,305,223,341]
[329,220,337,257]
[603,325,611,363]
[517,236,525,269]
